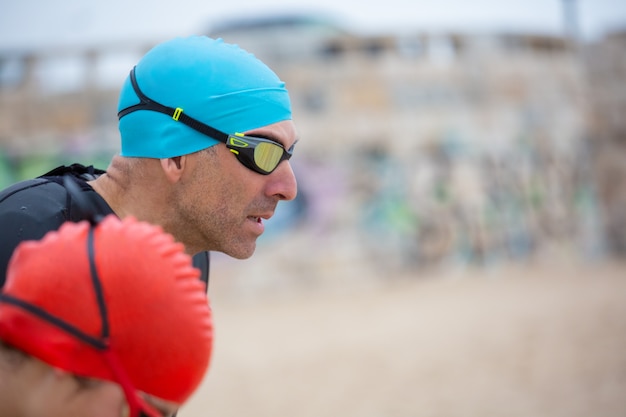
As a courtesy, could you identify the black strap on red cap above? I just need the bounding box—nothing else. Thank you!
[0,293,107,349]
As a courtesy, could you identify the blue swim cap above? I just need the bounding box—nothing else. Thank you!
[117,36,292,158]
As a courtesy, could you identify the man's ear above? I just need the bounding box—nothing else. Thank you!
[160,156,185,184]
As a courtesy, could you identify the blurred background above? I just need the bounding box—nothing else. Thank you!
[2,1,626,416]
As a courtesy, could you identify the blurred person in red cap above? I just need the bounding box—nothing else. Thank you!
[0,35,299,287]
[0,215,213,417]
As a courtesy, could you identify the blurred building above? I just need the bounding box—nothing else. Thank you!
[583,31,626,256]
[0,14,624,270]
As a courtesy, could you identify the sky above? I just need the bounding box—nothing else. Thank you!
[1,0,626,52]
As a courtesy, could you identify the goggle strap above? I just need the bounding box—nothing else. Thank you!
[0,293,107,349]
[101,348,161,417]
[118,67,229,144]
[87,227,110,339]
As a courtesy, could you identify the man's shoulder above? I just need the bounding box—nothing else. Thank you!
[0,164,110,286]
[0,164,105,202]
[0,177,68,212]
[0,177,70,286]
[1,164,113,224]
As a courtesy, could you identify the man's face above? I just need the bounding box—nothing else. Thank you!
[173,119,298,258]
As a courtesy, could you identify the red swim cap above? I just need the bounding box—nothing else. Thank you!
[0,216,213,404]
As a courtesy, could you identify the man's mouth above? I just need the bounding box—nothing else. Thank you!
[248,211,273,223]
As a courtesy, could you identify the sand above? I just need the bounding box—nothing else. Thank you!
[180,259,626,417]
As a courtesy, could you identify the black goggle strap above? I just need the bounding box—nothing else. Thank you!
[86,226,109,341]
[117,67,229,144]
[0,293,106,349]
[0,227,109,351]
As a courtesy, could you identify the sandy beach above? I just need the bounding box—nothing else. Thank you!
[180,258,626,417]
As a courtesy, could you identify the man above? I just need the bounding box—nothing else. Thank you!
[0,215,213,417]
[0,35,299,286]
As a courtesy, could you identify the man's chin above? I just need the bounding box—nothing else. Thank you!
[224,243,256,260]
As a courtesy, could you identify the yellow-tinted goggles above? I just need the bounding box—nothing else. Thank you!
[226,133,294,175]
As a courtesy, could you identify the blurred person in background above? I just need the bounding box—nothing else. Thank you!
[0,35,299,287]
[0,215,213,417]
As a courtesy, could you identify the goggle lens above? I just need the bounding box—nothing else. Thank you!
[254,142,284,172]
[227,134,293,175]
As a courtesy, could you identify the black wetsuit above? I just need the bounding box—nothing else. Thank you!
[0,163,210,288]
